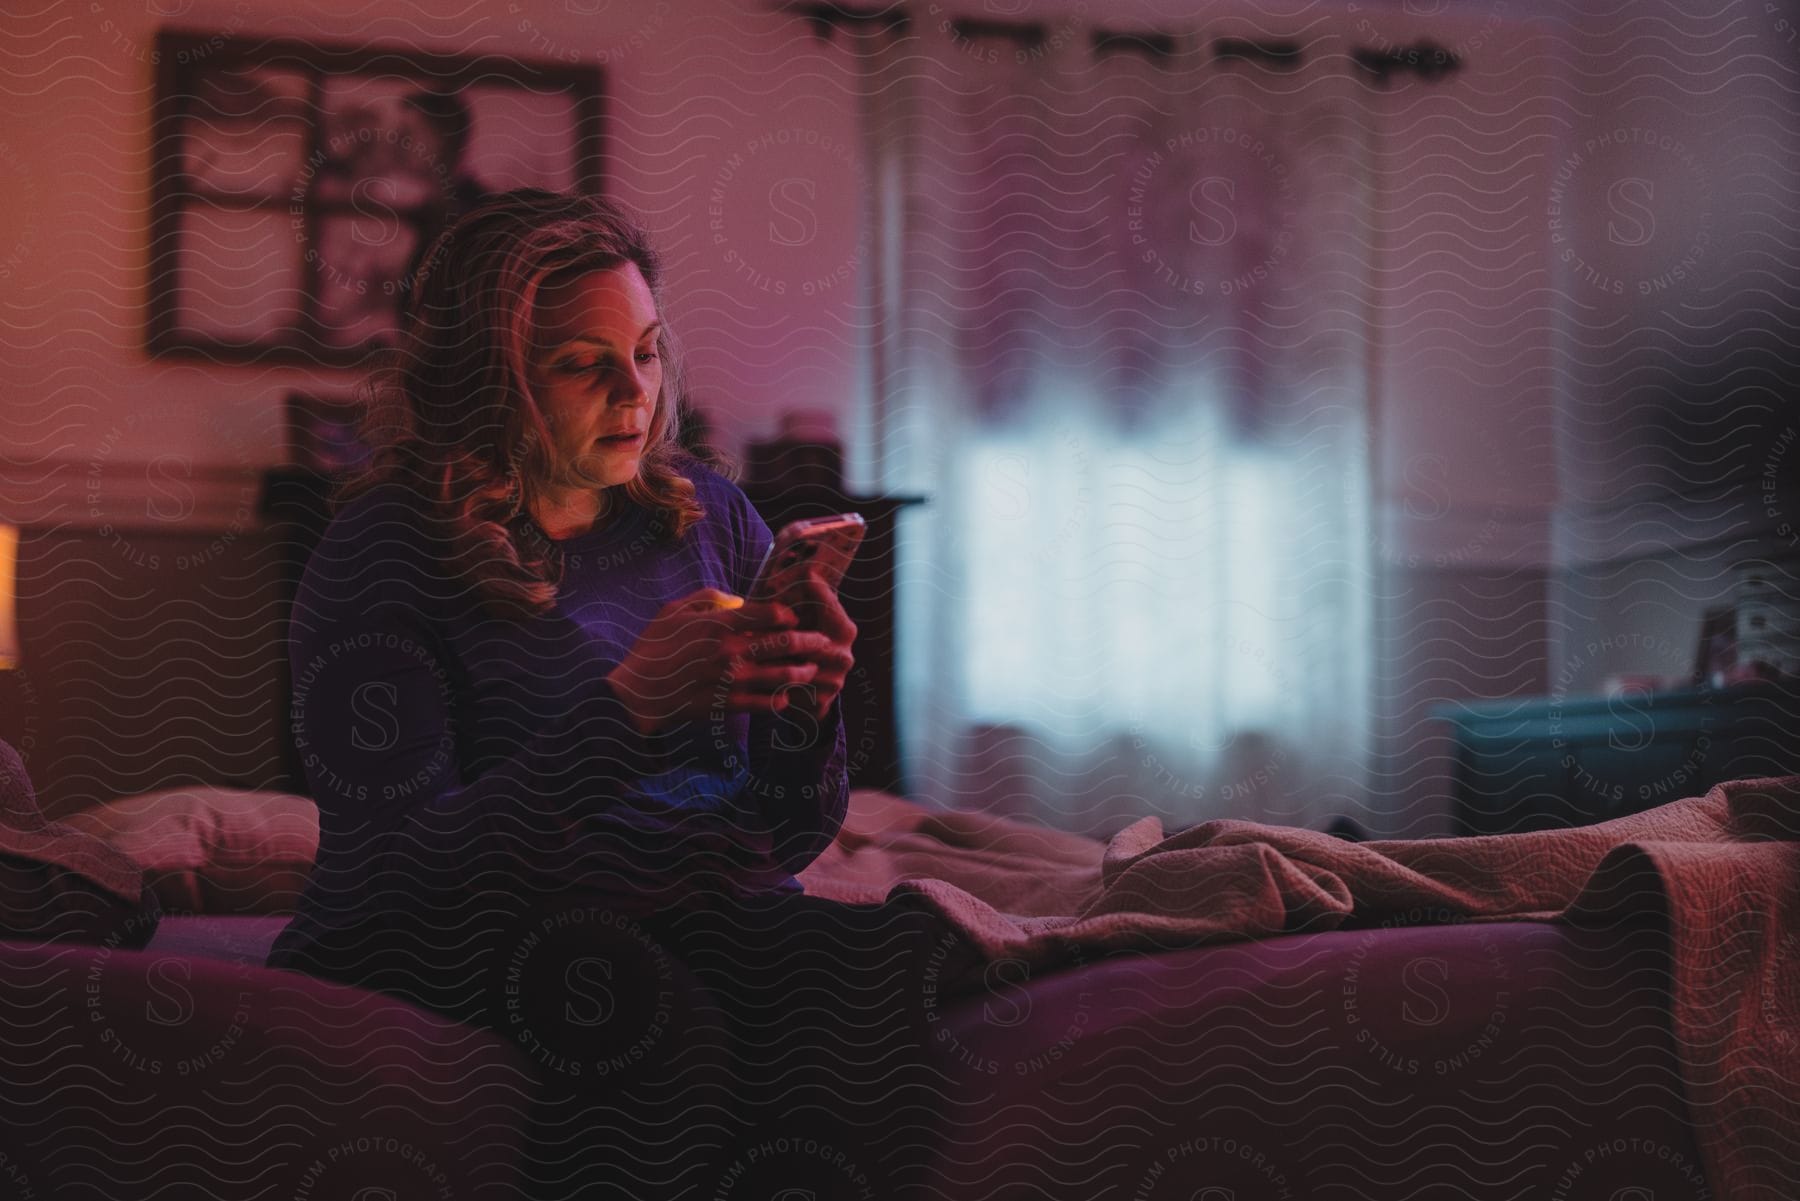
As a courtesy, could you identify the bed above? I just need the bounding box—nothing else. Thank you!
[1,910,1704,1200]
[0,919,533,1199]
[923,917,1703,1200]
[2,782,1738,1201]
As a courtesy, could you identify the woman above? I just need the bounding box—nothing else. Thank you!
[268,189,946,1199]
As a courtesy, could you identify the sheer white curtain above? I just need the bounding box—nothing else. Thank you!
[854,23,1376,837]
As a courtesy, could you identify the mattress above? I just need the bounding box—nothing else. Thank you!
[0,924,531,1198]
[135,912,1707,1199]
[922,916,1706,1200]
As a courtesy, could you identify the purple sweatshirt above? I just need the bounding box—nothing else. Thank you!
[266,458,849,983]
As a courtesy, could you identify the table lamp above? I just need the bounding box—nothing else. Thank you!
[0,522,19,671]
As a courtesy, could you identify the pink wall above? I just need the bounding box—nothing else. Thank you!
[1546,0,1800,694]
[0,0,872,492]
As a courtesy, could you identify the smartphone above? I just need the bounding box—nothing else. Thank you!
[747,512,866,611]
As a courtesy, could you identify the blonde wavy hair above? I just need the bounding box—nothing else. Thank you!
[333,188,735,618]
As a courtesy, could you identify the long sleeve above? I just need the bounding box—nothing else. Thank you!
[272,471,854,990]
[733,499,852,878]
[747,697,849,878]
[286,507,711,906]
[293,594,691,902]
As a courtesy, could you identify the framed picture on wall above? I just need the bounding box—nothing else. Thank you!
[148,31,605,365]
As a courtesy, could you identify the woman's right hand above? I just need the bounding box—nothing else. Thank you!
[604,588,829,736]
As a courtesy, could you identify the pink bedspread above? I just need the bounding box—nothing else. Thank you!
[800,778,1800,1200]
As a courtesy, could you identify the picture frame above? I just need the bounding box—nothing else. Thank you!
[148,31,605,366]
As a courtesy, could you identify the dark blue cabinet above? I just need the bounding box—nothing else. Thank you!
[1431,683,1800,836]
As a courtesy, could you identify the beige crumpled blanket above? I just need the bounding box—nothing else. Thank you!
[801,778,1800,1200]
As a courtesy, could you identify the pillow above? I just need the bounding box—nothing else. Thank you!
[0,737,158,947]
[61,786,319,916]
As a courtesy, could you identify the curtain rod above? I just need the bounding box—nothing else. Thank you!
[776,2,1462,83]
[1352,43,1461,84]
[779,1,910,41]
[1092,29,1178,62]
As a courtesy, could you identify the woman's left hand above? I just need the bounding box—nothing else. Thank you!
[779,569,857,719]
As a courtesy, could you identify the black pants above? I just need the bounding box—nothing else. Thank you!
[454,887,955,1201]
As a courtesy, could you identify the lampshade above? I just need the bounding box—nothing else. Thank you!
[0,523,19,670]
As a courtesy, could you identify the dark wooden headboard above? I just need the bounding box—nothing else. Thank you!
[3,466,920,821]
[6,473,309,821]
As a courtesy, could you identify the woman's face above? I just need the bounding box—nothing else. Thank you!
[526,263,663,491]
